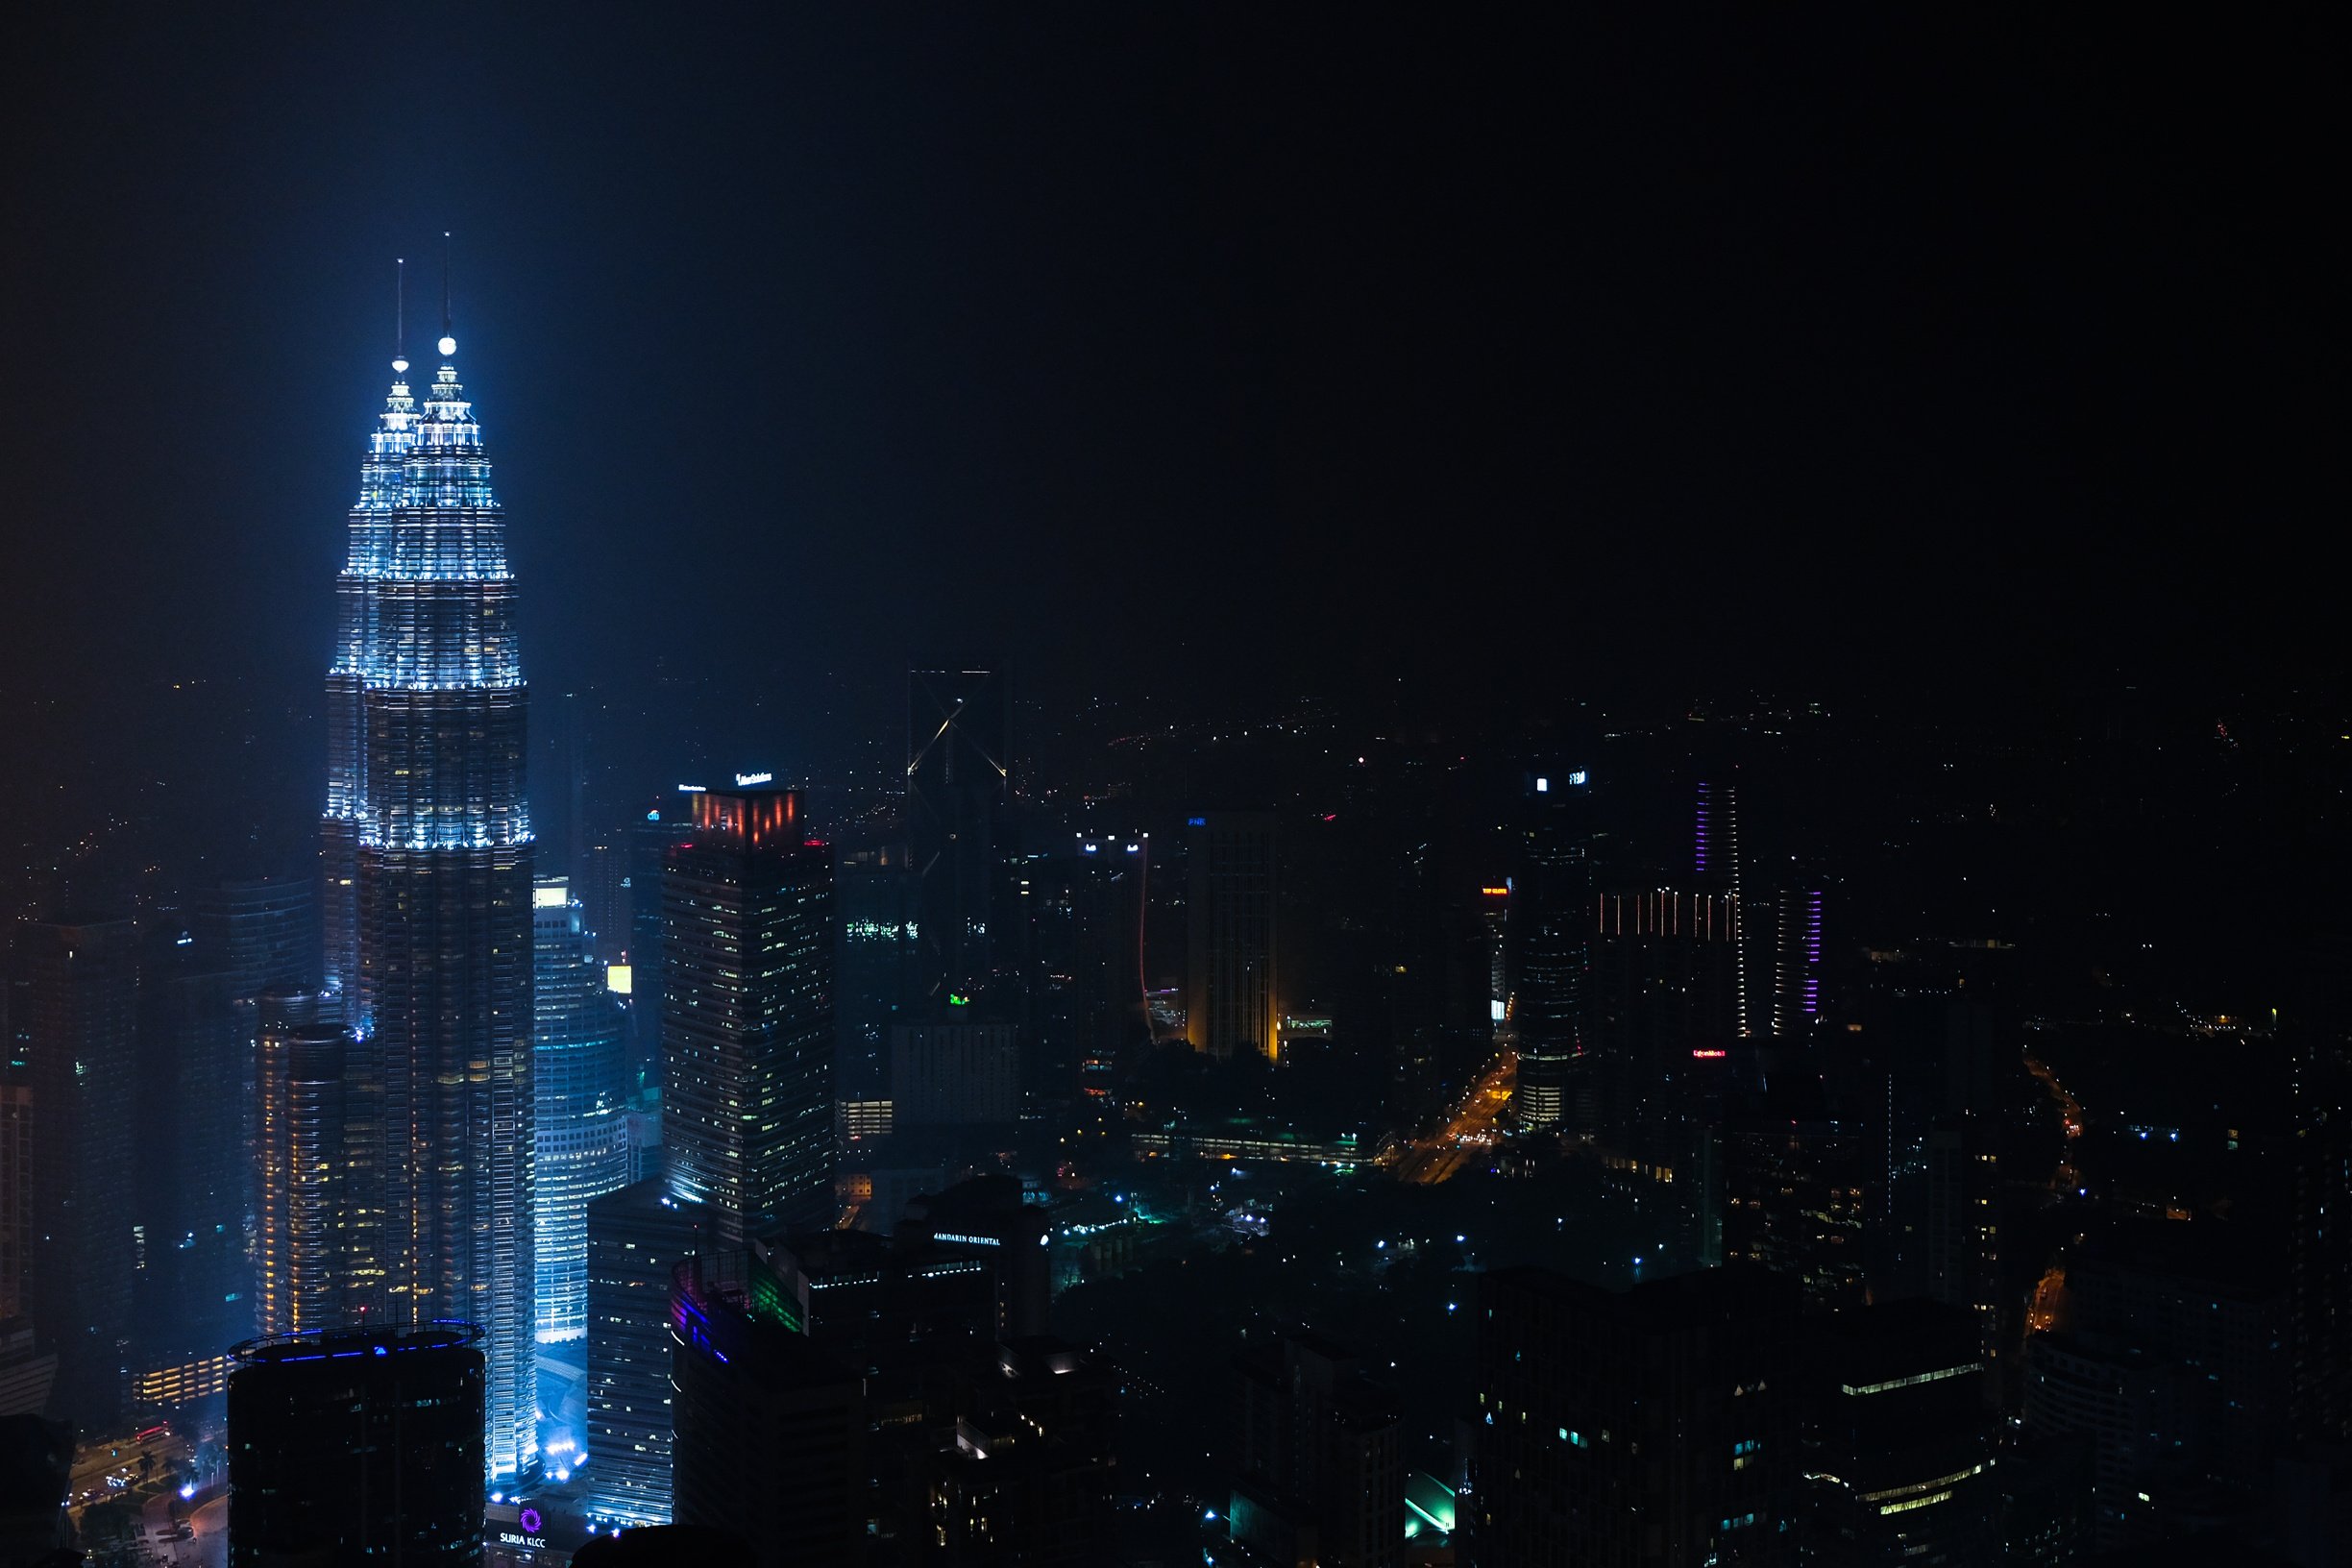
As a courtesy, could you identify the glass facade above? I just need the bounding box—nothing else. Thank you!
[322,343,536,1481]
[533,880,629,1344]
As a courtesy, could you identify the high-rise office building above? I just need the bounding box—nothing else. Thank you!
[575,834,632,967]
[1591,887,1741,1165]
[669,1249,864,1568]
[1186,812,1278,1061]
[1473,1264,1802,1566]
[135,937,251,1357]
[2067,1225,2289,1499]
[534,878,630,1346]
[2020,1333,2172,1551]
[226,1321,486,1566]
[890,1019,1019,1128]
[1694,776,1752,1035]
[663,785,834,1243]
[255,1019,350,1338]
[835,845,917,1103]
[1021,834,1149,1104]
[907,668,1010,1005]
[12,913,140,1426]
[1925,1120,2004,1366]
[1801,1301,1998,1567]
[625,808,677,1094]
[1511,766,1594,1128]
[1769,887,1825,1040]
[1722,1113,1874,1311]
[583,1181,701,1528]
[322,320,537,1479]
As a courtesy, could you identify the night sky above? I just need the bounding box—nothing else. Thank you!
[2,10,2333,774]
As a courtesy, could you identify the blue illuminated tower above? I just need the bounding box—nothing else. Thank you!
[533,877,629,1347]
[322,273,538,1482]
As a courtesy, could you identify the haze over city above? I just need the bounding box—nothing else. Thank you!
[0,9,2340,1568]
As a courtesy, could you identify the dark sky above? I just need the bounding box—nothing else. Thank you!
[2,9,2335,754]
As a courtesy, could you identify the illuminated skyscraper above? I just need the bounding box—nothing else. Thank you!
[1694,777,1751,1035]
[1186,813,1278,1061]
[1511,767,1594,1129]
[662,786,835,1242]
[534,878,629,1345]
[254,1016,350,1338]
[1769,887,1825,1039]
[322,300,537,1481]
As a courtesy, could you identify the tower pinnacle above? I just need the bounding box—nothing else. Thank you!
[438,232,456,357]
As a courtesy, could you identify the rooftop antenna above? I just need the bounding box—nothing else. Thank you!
[393,258,407,373]
[437,232,456,358]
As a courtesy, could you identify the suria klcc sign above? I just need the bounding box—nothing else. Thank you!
[497,1506,546,1549]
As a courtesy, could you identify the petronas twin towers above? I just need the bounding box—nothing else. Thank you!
[321,302,537,1481]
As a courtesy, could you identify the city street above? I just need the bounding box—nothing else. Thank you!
[139,1489,227,1568]
[1394,1051,1515,1185]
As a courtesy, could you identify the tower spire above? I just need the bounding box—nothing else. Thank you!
[394,258,407,373]
[438,232,455,358]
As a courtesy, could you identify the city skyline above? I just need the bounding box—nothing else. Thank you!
[1,11,2340,1567]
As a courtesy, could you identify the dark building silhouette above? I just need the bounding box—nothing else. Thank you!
[1018,833,1149,1107]
[0,1090,28,1331]
[0,1411,75,1562]
[226,1321,486,1567]
[1510,765,1594,1130]
[583,1180,700,1528]
[668,1249,863,1568]
[11,913,140,1428]
[934,1338,1118,1565]
[571,1524,753,1565]
[1924,1119,2005,1367]
[1722,1107,1874,1312]
[2065,1225,2291,1514]
[2291,1029,2352,1445]
[0,1319,59,1422]
[890,1019,1019,1129]
[898,1175,1052,1341]
[1187,812,1278,1062]
[2021,1333,2173,1553]
[1591,887,1741,1164]
[1801,1300,1998,1567]
[192,877,318,1003]
[661,785,834,1242]
[908,668,1010,1006]
[835,845,917,1103]
[625,807,680,1093]
[1473,1264,1802,1566]
[134,932,251,1385]
[1230,1330,1402,1568]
